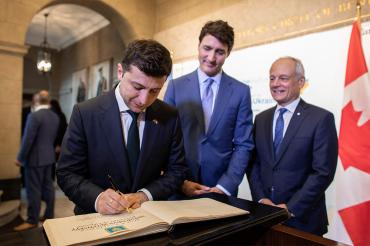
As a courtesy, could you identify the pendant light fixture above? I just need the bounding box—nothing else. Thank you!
[36,13,52,73]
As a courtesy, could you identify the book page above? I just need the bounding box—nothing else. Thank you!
[43,208,168,246]
[141,198,249,225]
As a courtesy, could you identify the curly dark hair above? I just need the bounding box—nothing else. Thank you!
[121,39,172,78]
[199,20,234,53]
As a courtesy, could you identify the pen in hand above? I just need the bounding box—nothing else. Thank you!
[107,174,132,213]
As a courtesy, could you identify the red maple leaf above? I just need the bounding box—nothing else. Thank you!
[339,200,370,246]
[339,101,370,174]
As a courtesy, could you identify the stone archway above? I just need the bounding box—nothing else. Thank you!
[43,0,142,47]
[0,0,155,179]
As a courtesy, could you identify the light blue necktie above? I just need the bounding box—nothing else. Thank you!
[273,108,288,155]
[202,78,214,133]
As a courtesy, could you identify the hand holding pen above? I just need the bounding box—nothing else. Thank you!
[95,176,132,215]
[107,175,133,213]
[95,188,129,215]
[96,175,149,215]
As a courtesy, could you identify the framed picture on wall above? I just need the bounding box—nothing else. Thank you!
[110,59,121,90]
[72,68,88,105]
[88,59,112,99]
[111,75,120,90]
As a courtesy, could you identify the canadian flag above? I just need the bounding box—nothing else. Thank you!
[330,20,370,246]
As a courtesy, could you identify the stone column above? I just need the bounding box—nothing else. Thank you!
[0,41,28,179]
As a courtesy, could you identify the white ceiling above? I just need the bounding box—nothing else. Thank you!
[25,4,110,51]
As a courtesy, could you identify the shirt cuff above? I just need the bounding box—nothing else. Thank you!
[216,184,231,196]
[138,188,153,201]
[94,192,103,212]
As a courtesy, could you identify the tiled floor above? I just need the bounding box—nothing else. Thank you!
[19,183,75,224]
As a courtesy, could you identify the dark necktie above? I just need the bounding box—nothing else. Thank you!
[127,110,140,178]
[273,108,288,155]
[202,78,214,133]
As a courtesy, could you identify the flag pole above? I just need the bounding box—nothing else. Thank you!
[356,0,361,25]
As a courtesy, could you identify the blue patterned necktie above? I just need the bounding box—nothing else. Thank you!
[202,78,214,133]
[127,110,140,178]
[273,108,288,155]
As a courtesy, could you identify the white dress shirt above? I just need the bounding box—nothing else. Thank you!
[94,84,153,212]
[115,84,145,147]
[258,97,301,206]
[272,97,301,140]
[197,68,231,196]
[34,104,50,112]
[114,84,152,201]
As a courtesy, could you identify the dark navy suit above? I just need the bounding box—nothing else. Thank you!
[249,99,338,235]
[17,108,59,224]
[57,90,187,214]
[164,70,254,196]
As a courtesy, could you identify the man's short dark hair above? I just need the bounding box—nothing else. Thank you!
[121,39,172,78]
[199,20,234,53]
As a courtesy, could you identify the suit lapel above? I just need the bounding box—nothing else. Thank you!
[131,102,160,190]
[264,107,276,163]
[99,91,132,187]
[207,73,233,134]
[274,100,308,165]
[186,71,206,134]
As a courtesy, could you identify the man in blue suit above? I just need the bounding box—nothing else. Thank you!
[15,90,59,231]
[57,40,187,215]
[248,57,338,235]
[164,20,254,197]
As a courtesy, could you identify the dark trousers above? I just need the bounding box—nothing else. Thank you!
[24,165,55,224]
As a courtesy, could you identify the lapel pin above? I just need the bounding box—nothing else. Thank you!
[153,119,159,124]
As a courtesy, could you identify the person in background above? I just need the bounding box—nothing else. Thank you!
[248,56,338,236]
[14,90,59,231]
[20,92,40,187]
[50,99,68,180]
[21,93,40,136]
[164,20,254,197]
[57,39,187,215]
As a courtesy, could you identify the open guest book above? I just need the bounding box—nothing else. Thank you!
[43,198,249,246]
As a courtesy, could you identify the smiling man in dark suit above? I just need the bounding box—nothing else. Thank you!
[164,20,254,197]
[57,40,187,215]
[248,56,338,236]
